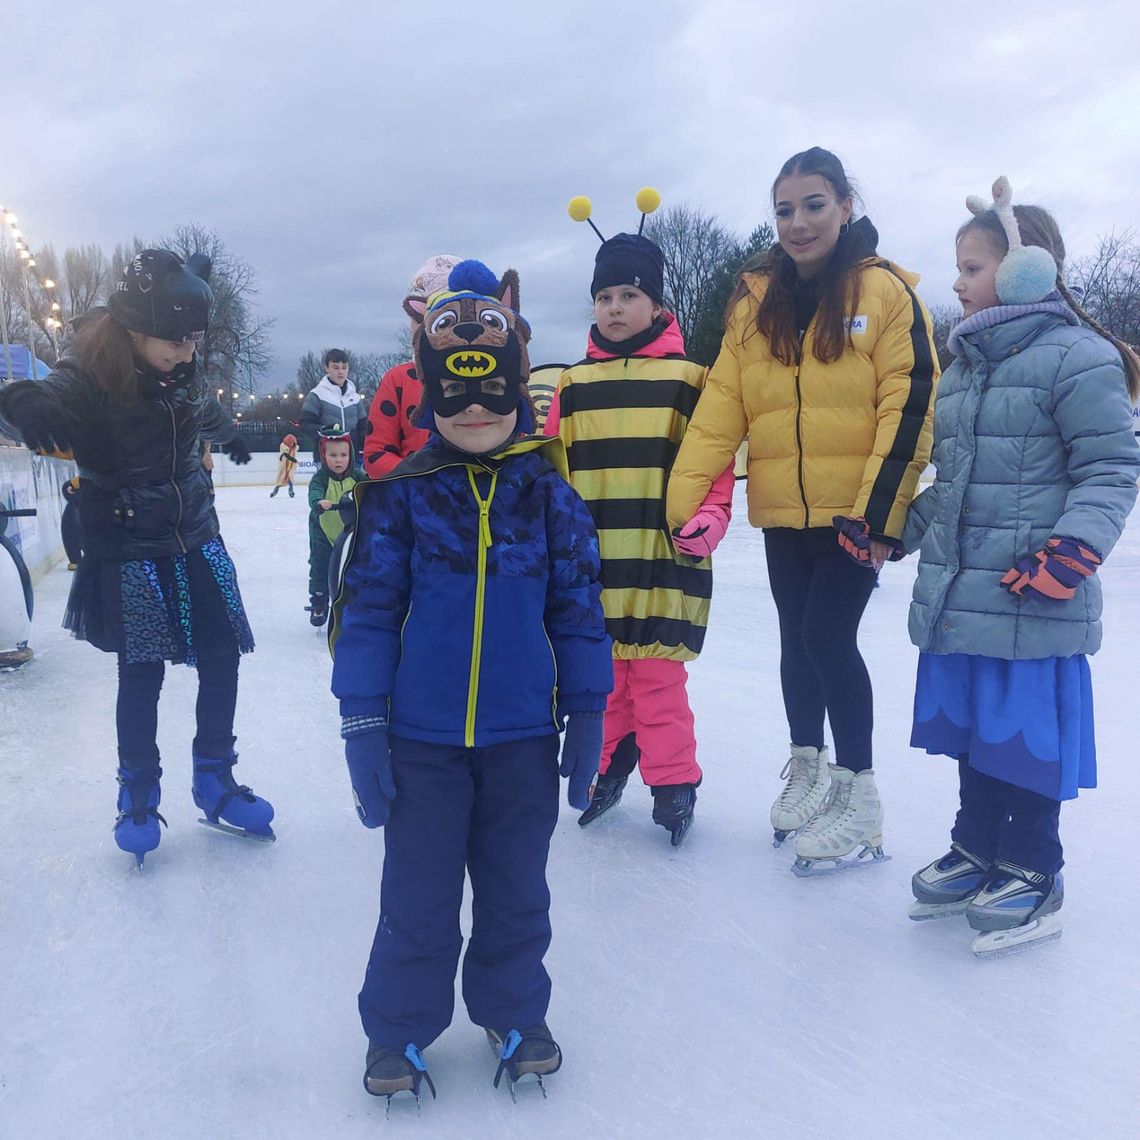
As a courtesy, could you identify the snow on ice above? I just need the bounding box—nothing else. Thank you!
[1,483,1137,1139]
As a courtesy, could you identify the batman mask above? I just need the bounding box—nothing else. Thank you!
[419,334,523,418]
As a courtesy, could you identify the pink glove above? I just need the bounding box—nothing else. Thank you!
[672,508,729,558]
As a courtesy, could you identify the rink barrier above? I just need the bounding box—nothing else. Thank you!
[0,445,77,583]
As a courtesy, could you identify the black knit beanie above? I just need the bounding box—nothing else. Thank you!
[590,233,665,304]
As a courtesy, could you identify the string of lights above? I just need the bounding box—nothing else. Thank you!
[0,202,65,374]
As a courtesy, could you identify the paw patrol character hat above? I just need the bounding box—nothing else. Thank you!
[109,249,213,342]
[413,260,535,431]
[568,188,665,304]
[965,177,1058,304]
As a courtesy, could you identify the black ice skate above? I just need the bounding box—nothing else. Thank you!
[363,1042,436,1116]
[651,783,697,847]
[578,734,638,827]
[486,1023,562,1101]
[577,770,628,826]
[307,592,329,627]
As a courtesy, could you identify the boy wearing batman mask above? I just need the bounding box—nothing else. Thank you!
[329,261,613,1106]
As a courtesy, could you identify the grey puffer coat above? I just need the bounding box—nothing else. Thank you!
[903,309,1139,659]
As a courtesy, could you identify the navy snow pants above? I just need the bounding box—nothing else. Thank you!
[359,733,561,1050]
[951,757,1063,876]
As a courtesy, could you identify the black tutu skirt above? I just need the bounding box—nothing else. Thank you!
[64,535,255,665]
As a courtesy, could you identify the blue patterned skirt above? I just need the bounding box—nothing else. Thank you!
[64,536,254,665]
[910,652,1095,801]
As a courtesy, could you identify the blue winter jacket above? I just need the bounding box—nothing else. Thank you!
[903,309,1139,658]
[330,434,613,747]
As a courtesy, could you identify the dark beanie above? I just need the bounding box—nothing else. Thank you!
[590,233,665,304]
[108,249,213,341]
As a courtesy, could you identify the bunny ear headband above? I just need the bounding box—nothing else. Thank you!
[965,176,1058,305]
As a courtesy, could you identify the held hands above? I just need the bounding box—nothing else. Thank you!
[342,718,396,828]
[833,516,896,571]
[221,436,252,465]
[671,508,729,559]
[1001,536,1102,601]
[318,499,333,512]
[559,712,604,810]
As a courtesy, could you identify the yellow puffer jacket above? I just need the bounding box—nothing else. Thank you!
[666,259,939,539]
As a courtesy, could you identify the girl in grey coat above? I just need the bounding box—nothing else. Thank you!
[902,180,1140,956]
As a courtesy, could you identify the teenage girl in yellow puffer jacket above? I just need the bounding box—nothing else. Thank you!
[667,147,939,872]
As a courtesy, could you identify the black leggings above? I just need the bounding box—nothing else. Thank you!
[764,528,877,772]
[116,652,240,772]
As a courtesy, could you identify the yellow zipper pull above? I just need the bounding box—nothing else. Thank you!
[479,501,492,548]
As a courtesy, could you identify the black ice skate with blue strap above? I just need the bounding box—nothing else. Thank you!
[487,1023,562,1100]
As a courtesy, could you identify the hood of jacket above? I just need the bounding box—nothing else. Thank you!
[312,375,362,406]
[586,310,687,361]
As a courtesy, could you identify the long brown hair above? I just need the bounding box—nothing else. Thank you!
[732,147,866,365]
[958,207,1140,403]
[71,311,139,402]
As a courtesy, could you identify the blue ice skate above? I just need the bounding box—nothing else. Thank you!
[363,1043,436,1116]
[487,1023,562,1101]
[908,844,992,921]
[192,751,275,842]
[967,862,1064,958]
[114,766,166,869]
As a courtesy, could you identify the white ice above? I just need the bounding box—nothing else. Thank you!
[1,484,1137,1140]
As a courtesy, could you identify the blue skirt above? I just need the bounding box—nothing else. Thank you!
[910,652,1095,801]
[64,536,255,666]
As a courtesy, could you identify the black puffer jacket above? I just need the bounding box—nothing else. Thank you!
[0,361,234,560]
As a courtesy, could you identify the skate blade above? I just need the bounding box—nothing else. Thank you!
[577,798,622,827]
[791,846,890,877]
[668,819,693,847]
[971,913,1063,959]
[504,1072,549,1103]
[197,818,276,843]
[773,829,792,848]
[381,1089,423,1119]
[908,899,971,922]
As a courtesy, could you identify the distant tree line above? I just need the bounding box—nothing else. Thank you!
[6,213,1137,408]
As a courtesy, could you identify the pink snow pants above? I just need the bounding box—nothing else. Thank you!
[599,659,702,787]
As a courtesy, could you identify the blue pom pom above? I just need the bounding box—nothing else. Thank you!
[995,246,1057,305]
[448,259,500,297]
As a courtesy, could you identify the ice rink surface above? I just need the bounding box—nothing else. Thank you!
[2,484,1137,1140]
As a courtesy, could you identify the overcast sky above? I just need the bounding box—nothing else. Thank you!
[4,0,1138,388]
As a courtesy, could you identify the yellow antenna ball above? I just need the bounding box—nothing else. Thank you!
[635,187,661,215]
[567,196,593,222]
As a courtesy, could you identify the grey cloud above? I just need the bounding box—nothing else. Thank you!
[4,0,1138,385]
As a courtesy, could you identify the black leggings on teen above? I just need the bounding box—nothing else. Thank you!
[763,527,877,772]
[115,652,240,773]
